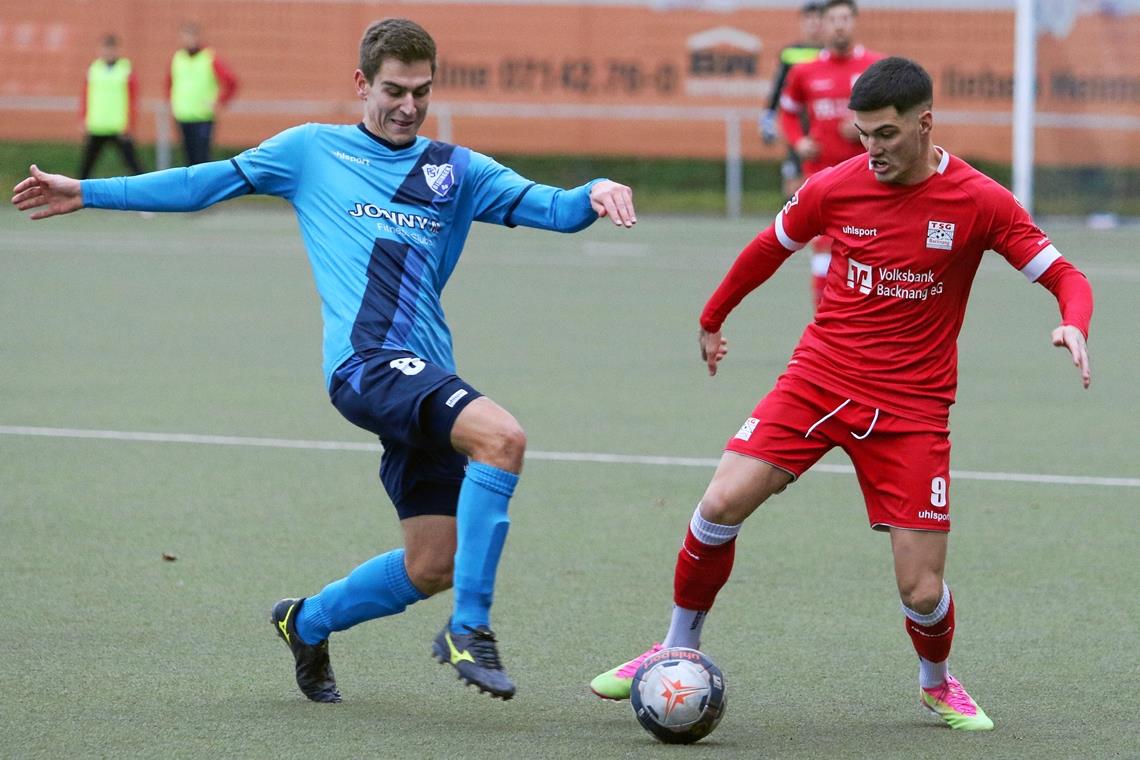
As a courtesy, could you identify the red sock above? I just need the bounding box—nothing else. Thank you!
[673,527,735,611]
[904,594,955,663]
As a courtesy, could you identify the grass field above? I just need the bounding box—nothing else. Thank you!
[2,203,1138,759]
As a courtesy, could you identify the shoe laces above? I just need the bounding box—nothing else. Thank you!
[616,643,663,678]
[464,626,504,670]
[927,675,978,716]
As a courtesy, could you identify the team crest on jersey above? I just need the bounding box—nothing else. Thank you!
[926,220,956,251]
[422,163,455,197]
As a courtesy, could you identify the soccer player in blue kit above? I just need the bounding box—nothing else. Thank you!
[12,18,637,702]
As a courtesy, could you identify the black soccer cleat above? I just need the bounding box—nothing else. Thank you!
[432,622,516,700]
[270,597,342,703]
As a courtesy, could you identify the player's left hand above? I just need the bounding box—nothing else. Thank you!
[590,180,636,228]
[1052,324,1091,389]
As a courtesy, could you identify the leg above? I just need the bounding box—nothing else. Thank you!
[888,527,990,729]
[189,120,214,165]
[179,121,213,165]
[589,454,794,699]
[447,396,525,633]
[592,376,843,699]
[115,135,144,175]
[271,353,473,702]
[890,527,947,615]
[78,134,107,179]
[892,529,955,689]
[664,452,791,648]
[178,121,194,165]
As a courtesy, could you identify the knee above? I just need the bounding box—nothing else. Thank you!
[405,554,453,597]
[899,576,945,615]
[696,488,736,524]
[471,420,527,472]
[698,471,784,525]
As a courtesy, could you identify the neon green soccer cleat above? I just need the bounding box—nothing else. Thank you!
[589,643,662,700]
[921,674,994,730]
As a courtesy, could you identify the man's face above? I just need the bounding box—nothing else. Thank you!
[180,29,200,50]
[823,4,856,53]
[802,11,823,45]
[100,42,118,63]
[355,58,433,146]
[853,105,932,185]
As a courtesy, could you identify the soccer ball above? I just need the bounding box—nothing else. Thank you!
[629,647,727,744]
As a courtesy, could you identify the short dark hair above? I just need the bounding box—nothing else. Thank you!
[823,0,857,14]
[101,34,119,48]
[801,2,824,14]
[848,56,933,113]
[359,18,437,82]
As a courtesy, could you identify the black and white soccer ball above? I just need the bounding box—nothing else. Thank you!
[630,647,727,744]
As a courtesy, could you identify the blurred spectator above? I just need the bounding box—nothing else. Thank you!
[779,0,882,309]
[79,35,143,178]
[761,2,824,198]
[166,22,238,165]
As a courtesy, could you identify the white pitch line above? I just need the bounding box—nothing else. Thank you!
[2,425,1138,488]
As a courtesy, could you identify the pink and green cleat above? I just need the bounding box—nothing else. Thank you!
[921,675,994,730]
[589,643,663,700]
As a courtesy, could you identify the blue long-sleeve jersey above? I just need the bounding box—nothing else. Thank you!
[82,123,603,385]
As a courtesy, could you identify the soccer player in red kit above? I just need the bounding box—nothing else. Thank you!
[780,0,881,308]
[590,57,1093,731]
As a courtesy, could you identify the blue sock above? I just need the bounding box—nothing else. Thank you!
[450,461,518,634]
[295,548,427,645]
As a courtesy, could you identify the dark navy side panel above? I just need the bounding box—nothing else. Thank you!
[350,238,419,353]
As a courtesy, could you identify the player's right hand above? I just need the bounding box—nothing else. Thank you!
[699,327,728,377]
[11,164,84,220]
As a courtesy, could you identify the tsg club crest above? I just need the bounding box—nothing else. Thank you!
[926,220,956,251]
[422,163,455,197]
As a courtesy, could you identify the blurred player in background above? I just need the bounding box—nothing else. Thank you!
[13,18,636,704]
[779,0,881,309]
[759,2,823,198]
[79,35,143,178]
[589,57,1093,732]
[167,22,238,165]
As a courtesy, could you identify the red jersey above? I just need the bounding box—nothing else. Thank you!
[703,149,1085,429]
[779,46,882,176]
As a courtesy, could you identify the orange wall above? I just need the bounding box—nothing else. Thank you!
[1,1,1137,165]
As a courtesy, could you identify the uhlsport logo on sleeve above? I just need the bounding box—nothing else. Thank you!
[422,163,455,197]
[926,220,956,250]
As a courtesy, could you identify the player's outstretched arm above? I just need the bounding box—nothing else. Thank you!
[1051,325,1091,389]
[11,164,83,220]
[699,327,728,377]
[589,180,636,228]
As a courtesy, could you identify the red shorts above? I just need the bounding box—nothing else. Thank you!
[725,374,952,532]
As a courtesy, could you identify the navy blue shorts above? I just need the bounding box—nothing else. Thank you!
[329,350,482,519]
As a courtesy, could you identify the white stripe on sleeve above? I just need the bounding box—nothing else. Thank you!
[1020,243,1062,282]
[775,211,808,251]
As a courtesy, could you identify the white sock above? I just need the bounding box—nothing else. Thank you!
[689,502,741,546]
[919,657,949,689]
[663,605,706,649]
